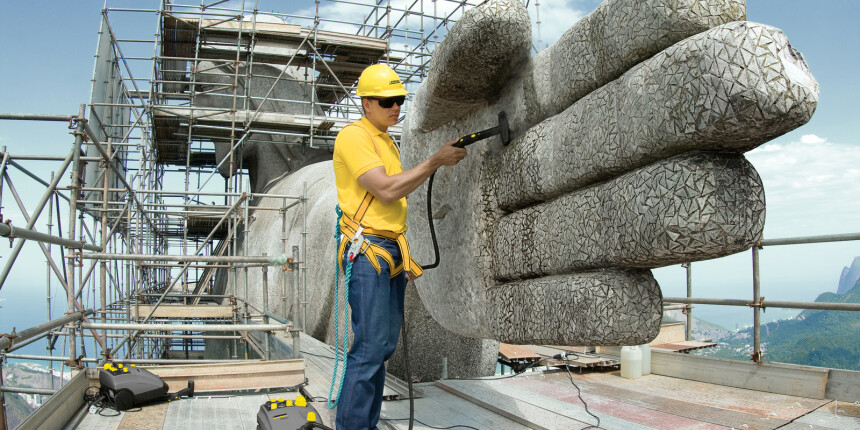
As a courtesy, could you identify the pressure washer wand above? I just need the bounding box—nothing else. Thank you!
[423,111,511,270]
[453,111,511,148]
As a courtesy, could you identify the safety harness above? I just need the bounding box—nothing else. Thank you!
[327,123,423,409]
[336,192,423,279]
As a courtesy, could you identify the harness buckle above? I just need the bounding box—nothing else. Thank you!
[347,226,365,262]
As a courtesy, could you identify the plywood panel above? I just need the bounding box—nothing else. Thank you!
[142,359,304,393]
[133,304,233,319]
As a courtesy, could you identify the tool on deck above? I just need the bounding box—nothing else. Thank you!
[454,111,511,148]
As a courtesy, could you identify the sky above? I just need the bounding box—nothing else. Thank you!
[0,0,858,334]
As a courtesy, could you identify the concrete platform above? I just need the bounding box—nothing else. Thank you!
[71,335,860,430]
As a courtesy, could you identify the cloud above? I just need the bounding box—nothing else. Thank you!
[747,136,860,237]
[800,134,826,144]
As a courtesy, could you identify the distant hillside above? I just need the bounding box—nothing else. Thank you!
[838,256,860,294]
[698,279,860,371]
[2,363,68,428]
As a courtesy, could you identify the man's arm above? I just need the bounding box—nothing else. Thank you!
[357,138,466,204]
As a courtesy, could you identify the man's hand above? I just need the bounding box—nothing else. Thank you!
[431,138,467,167]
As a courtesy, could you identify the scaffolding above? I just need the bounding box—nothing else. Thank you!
[0,0,491,391]
[1,0,859,427]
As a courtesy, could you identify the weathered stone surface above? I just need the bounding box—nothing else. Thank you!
[401,0,817,347]
[414,0,531,131]
[494,22,818,210]
[488,269,661,344]
[491,152,765,281]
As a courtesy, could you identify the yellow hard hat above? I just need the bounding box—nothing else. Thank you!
[356,64,408,98]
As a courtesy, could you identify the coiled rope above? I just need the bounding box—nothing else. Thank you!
[328,206,351,409]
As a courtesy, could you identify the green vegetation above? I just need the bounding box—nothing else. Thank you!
[698,279,860,371]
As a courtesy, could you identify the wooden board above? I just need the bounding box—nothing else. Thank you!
[86,360,304,393]
[186,18,388,51]
[650,321,687,345]
[142,359,304,393]
[498,343,541,361]
[651,340,716,352]
[437,378,628,430]
[133,304,233,319]
[119,401,168,429]
[651,350,829,399]
[381,384,530,430]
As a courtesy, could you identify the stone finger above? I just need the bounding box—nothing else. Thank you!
[487,268,662,345]
[491,152,764,281]
[495,22,817,212]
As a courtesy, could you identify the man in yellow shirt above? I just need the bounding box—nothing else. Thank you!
[332,64,465,429]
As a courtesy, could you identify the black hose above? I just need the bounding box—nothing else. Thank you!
[399,171,440,430]
[402,299,415,430]
[422,171,441,270]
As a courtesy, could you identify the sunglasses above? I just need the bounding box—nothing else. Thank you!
[369,96,406,108]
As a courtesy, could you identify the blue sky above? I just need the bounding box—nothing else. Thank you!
[1,1,858,332]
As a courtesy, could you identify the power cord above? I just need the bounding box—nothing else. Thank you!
[772,400,830,429]
[381,415,480,430]
[451,358,543,381]
[448,352,601,429]
[422,172,442,269]
[401,302,416,430]
[83,386,122,416]
[559,356,601,430]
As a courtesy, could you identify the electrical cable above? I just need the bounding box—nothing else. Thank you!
[83,386,135,416]
[381,415,481,430]
[300,349,338,360]
[561,358,600,429]
[447,353,600,429]
[401,301,415,430]
[772,400,830,429]
[451,359,543,381]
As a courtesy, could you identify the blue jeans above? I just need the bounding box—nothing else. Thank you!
[335,236,406,430]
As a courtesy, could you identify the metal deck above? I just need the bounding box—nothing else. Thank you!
[70,334,860,429]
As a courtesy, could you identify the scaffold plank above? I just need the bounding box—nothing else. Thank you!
[151,107,354,131]
[118,401,168,429]
[651,340,717,352]
[142,359,304,393]
[498,343,541,362]
[133,304,233,319]
[188,18,388,51]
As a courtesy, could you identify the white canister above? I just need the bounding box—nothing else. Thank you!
[640,343,651,375]
[620,345,642,379]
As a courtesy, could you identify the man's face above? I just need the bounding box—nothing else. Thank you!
[363,96,405,130]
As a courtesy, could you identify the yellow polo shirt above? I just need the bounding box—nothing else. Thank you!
[333,117,407,234]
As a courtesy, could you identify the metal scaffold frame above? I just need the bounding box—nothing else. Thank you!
[0,1,488,424]
[1,0,858,427]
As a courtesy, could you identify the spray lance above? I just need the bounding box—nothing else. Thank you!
[386,112,513,430]
[423,111,511,269]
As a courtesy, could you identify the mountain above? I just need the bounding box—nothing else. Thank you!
[2,363,69,428]
[838,256,860,294]
[699,279,860,371]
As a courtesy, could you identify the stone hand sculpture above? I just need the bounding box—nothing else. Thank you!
[401,0,818,346]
